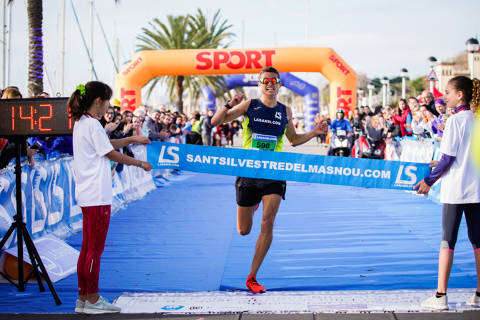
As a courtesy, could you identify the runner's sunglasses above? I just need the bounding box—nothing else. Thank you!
[259,77,280,85]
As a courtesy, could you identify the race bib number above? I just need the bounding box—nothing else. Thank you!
[336,129,346,136]
[252,133,277,151]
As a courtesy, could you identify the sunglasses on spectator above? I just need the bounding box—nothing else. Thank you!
[259,77,280,85]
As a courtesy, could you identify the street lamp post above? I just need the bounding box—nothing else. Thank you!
[380,77,389,108]
[89,0,94,81]
[357,88,364,109]
[466,38,480,79]
[367,83,374,111]
[427,56,437,94]
[400,68,408,99]
[386,80,391,105]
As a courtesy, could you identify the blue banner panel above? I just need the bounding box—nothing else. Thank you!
[0,145,155,250]
[147,142,431,190]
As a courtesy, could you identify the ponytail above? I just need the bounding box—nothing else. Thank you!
[448,76,480,114]
[68,81,113,121]
[472,78,480,114]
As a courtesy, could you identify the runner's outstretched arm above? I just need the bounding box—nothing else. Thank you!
[211,93,250,126]
[285,107,328,146]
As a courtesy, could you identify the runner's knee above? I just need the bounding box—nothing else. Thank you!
[238,226,251,236]
[260,218,275,233]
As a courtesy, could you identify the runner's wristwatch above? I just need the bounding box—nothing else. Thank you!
[224,101,233,109]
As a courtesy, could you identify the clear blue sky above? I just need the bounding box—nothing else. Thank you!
[5,0,479,104]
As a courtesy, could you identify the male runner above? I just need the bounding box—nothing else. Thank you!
[211,66,327,293]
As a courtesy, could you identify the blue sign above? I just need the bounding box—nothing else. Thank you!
[147,142,431,190]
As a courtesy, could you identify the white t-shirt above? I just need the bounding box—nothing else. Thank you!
[73,115,114,207]
[439,110,480,204]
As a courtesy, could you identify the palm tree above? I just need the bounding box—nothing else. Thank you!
[27,0,43,97]
[189,8,234,49]
[25,0,120,96]
[136,9,234,113]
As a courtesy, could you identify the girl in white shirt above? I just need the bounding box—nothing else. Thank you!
[69,81,152,314]
[415,76,480,310]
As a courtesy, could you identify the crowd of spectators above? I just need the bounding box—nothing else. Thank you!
[1,84,449,170]
[138,105,241,147]
[313,88,451,146]
[0,85,248,173]
[0,85,245,171]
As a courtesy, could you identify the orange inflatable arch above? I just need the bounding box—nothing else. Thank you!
[115,47,357,118]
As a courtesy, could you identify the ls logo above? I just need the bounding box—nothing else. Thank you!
[158,145,180,167]
[394,165,417,187]
[161,305,184,311]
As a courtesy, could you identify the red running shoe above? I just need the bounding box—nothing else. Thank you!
[246,275,265,293]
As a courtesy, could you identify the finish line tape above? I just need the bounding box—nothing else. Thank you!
[147,142,430,190]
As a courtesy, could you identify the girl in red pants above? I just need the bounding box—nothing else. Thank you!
[69,81,152,314]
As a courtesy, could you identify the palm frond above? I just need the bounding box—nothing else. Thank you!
[136,9,235,112]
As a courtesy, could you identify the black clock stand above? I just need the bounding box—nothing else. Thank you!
[0,137,61,305]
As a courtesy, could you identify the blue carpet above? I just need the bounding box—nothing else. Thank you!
[0,172,475,313]
[220,182,474,291]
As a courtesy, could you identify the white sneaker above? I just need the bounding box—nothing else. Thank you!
[466,294,480,307]
[421,294,448,310]
[84,296,121,314]
[74,299,85,313]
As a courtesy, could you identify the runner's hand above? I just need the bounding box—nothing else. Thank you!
[230,93,245,107]
[313,120,328,134]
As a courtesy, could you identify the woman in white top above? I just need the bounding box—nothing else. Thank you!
[415,76,480,310]
[69,81,152,314]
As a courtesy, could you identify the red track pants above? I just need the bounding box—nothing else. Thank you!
[77,205,111,295]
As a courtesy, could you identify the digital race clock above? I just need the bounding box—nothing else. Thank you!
[0,98,73,137]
